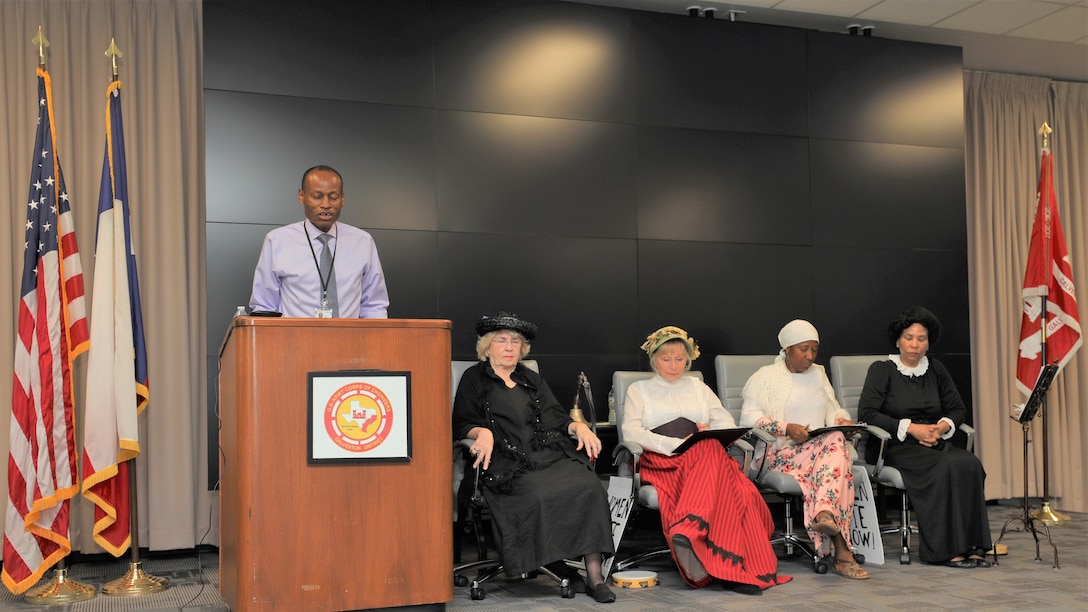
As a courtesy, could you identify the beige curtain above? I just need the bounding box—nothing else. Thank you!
[0,0,212,553]
[966,71,1087,513]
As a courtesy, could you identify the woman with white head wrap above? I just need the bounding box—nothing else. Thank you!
[740,320,870,580]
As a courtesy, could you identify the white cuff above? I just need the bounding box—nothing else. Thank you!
[939,417,955,439]
[897,418,911,441]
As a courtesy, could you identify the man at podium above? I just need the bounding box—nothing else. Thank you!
[249,165,389,318]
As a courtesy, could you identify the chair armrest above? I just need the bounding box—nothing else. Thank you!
[865,425,890,441]
[733,438,754,476]
[863,425,892,477]
[745,429,776,483]
[612,440,643,459]
[959,423,976,453]
[611,440,644,480]
[748,428,776,444]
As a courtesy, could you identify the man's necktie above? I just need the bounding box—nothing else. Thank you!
[317,233,338,317]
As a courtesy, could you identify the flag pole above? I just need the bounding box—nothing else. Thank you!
[19,27,97,605]
[95,39,167,597]
[101,461,167,595]
[1030,123,1071,527]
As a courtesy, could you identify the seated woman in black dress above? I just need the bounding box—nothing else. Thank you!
[858,306,992,568]
[453,312,616,603]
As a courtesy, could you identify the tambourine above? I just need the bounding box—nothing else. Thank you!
[610,570,658,589]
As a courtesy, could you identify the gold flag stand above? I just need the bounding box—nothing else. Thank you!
[23,563,96,605]
[1032,502,1071,526]
[101,463,169,596]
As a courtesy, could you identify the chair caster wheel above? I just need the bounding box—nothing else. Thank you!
[899,554,911,565]
[815,562,829,574]
[854,553,865,565]
[561,585,575,598]
[470,587,486,600]
[454,574,469,587]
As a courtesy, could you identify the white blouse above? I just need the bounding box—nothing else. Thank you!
[620,375,736,456]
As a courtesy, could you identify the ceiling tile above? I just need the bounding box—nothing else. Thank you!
[857,1,978,27]
[1009,5,1088,42]
[773,0,882,18]
[934,1,1065,35]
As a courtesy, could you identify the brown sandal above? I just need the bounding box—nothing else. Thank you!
[810,511,839,537]
[832,558,870,580]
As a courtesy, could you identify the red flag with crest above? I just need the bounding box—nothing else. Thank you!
[1016,149,1082,397]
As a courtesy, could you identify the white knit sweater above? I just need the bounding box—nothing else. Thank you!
[739,359,849,448]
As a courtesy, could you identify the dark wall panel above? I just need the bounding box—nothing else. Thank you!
[206,222,276,350]
[434,0,633,122]
[371,229,440,320]
[812,246,970,357]
[204,0,972,464]
[632,13,808,136]
[810,139,967,250]
[203,0,434,107]
[435,111,636,237]
[206,90,437,232]
[636,126,811,243]
[636,240,817,391]
[808,31,964,148]
[436,232,638,357]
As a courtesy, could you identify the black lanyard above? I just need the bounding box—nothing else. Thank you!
[303,223,338,304]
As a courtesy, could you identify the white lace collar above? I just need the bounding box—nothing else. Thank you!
[889,354,929,377]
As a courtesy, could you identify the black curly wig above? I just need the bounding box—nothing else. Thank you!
[887,306,941,347]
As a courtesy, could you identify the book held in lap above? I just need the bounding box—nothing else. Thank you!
[651,418,749,454]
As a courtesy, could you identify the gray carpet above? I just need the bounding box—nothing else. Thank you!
[450,499,1087,611]
[0,500,1083,610]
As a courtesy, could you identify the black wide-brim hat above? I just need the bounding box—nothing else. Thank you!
[475,311,537,341]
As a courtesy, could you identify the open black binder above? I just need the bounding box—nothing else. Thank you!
[807,424,868,437]
[672,427,750,454]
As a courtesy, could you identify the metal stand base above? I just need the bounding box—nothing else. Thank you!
[993,423,1059,569]
[102,561,169,596]
[994,507,1059,569]
[1031,501,1071,526]
[23,569,96,605]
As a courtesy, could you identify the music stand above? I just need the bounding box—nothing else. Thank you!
[1017,363,1059,424]
[993,362,1061,568]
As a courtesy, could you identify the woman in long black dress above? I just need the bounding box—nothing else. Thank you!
[453,312,616,603]
[858,306,992,568]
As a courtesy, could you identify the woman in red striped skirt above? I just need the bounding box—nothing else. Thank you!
[620,326,791,595]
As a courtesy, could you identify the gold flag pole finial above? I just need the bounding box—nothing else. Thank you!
[32,26,50,67]
[105,38,122,81]
[1039,122,1052,150]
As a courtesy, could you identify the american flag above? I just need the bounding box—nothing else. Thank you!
[3,68,89,595]
[82,78,150,556]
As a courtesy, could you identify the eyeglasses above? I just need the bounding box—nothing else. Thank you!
[492,337,524,346]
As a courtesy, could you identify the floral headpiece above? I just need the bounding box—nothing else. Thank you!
[640,325,700,360]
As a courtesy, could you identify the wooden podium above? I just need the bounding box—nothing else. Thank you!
[218,317,453,611]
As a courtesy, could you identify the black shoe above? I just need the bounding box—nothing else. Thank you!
[943,557,976,568]
[969,555,992,568]
[721,580,763,596]
[670,534,709,582]
[586,581,616,603]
